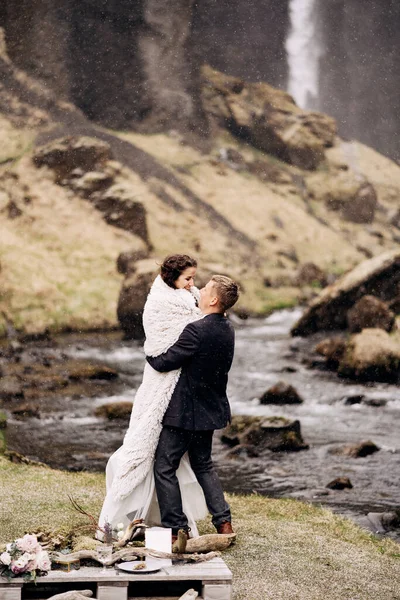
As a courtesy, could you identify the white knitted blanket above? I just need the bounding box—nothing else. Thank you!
[111,275,202,500]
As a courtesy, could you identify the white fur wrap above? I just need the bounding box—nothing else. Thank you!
[111,275,202,500]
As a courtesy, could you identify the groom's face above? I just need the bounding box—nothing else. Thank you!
[199,280,218,313]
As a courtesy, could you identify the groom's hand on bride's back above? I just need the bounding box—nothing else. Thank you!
[146,323,200,372]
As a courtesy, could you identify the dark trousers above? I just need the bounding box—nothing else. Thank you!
[154,425,231,533]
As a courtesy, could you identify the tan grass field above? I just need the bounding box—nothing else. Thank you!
[0,457,399,600]
[1,115,400,335]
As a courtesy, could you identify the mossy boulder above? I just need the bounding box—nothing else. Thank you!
[347,295,395,333]
[221,415,308,452]
[202,65,336,170]
[95,401,133,419]
[117,259,158,339]
[315,336,347,366]
[292,250,400,336]
[259,381,303,405]
[331,440,380,458]
[338,328,400,382]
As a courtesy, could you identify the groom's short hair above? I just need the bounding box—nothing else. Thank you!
[211,275,240,312]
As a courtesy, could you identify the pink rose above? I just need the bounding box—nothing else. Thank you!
[11,564,26,575]
[16,534,39,553]
[36,551,51,572]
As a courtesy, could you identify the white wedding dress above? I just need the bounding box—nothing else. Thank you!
[98,276,208,536]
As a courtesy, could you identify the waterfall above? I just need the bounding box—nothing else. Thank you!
[285,0,323,110]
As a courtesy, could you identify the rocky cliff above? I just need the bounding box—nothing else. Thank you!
[1,1,398,158]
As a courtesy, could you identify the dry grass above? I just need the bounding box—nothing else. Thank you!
[0,457,399,600]
[0,158,145,335]
[1,121,400,333]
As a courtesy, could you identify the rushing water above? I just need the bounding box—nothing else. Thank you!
[285,0,323,109]
[5,310,400,537]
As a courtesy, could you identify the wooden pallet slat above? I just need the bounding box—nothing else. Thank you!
[0,558,232,600]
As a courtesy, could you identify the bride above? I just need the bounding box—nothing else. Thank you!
[98,254,208,537]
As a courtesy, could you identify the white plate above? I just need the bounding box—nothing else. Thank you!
[116,561,162,574]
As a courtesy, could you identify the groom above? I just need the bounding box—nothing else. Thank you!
[146,275,239,540]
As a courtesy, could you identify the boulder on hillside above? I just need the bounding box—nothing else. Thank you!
[247,159,292,184]
[220,415,308,452]
[117,259,158,339]
[291,250,400,336]
[295,262,328,287]
[33,136,111,181]
[307,172,377,224]
[92,184,149,244]
[259,381,303,405]
[117,249,150,276]
[341,182,377,224]
[202,66,336,170]
[347,295,395,333]
[337,328,400,382]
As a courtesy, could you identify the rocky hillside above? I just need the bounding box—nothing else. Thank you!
[1,29,400,337]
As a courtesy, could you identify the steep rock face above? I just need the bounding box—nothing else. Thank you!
[192,1,289,88]
[319,0,400,160]
[1,0,207,133]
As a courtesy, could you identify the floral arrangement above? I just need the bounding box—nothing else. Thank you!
[0,534,51,580]
[102,520,125,544]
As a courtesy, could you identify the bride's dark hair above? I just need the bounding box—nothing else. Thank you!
[160,254,197,289]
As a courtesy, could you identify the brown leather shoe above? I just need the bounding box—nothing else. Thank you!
[216,521,234,535]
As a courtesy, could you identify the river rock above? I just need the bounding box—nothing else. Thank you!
[338,328,400,382]
[33,136,111,181]
[0,376,24,400]
[95,401,133,419]
[346,295,395,333]
[67,363,118,381]
[221,415,308,452]
[315,336,346,366]
[342,394,365,405]
[224,444,259,460]
[202,65,336,170]
[332,440,380,458]
[326,477,353,490]
[291,249,400,336]
[117,259,158,339]
[259,381,303,405]
[12,402,40,418]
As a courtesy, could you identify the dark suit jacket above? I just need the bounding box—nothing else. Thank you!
[146,313,234,430]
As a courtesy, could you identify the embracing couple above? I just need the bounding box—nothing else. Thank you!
[98,254,239,541]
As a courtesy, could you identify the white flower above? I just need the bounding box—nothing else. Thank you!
[0,552,11,566]
[117,522,125,531]
[14,556,29,569]
[36,551,51,572]
[16,534,39,553]
[6,543,12,552]
[117,531,124,540]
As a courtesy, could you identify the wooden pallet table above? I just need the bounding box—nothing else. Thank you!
[0,557,232,600]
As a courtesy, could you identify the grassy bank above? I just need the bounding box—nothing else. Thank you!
[1,456,399,599]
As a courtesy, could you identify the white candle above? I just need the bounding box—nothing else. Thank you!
[145,527,172,568]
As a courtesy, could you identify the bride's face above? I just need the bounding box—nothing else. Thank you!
[174,266,197,290]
